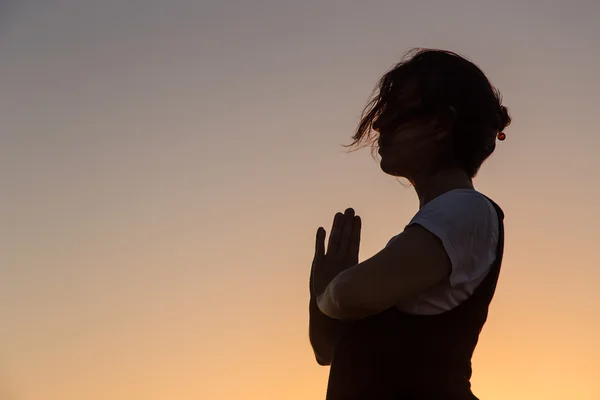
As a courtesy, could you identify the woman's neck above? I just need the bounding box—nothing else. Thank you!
[411,167,474,208]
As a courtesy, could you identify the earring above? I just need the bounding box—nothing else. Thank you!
[497,131,506,141]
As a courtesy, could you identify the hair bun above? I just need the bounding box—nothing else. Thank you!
[499,106,511,130]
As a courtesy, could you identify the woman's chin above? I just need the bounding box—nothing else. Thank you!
[380,159,400,176]
[380,158,411,178]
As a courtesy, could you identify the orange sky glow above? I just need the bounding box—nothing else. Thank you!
[1,1,599,399]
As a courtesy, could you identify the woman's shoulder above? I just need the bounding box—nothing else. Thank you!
[406,189,499,280]
[412,189,499,228]
[426,188,495,208]
[396,190,502,314]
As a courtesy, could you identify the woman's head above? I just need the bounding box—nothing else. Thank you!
[351,48,511,179]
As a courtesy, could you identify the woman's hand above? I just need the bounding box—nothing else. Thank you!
[310,208,361,298]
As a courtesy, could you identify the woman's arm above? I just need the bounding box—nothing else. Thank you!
[309,296,341,366]
[308,209,360,365]
[317,224,451,321]
[309,244,343,366]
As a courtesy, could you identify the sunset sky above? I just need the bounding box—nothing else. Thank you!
[1,1,600,399]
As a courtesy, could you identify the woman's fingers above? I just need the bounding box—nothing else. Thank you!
[337,208,355,255]
[314,227,326,261]
[350,215,361,259]
[326,208,358,257]
[310,227,326,296]
[327,212,345,255]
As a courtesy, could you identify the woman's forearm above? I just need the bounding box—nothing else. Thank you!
[316,269,378,321]
[309,296,342,366]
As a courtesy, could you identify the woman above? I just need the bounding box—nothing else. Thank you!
[309,49,511,399]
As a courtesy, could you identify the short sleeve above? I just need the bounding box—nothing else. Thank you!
[406,190,499,287]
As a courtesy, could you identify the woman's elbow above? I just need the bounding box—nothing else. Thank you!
[309,331,333,366]
[315,352,331,366]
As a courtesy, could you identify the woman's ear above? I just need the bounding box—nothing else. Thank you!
[434,106,457,136]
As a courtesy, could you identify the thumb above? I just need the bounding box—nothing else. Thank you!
[314,227,326,260]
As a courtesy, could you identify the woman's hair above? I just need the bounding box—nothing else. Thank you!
[350,48,511,178]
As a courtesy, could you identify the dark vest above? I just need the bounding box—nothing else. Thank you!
[325,199,505,400]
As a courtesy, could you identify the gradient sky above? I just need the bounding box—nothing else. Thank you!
[1,1,600,399]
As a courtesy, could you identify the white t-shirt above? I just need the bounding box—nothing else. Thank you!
[389,189,500,315]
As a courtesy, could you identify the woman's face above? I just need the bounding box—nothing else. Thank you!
[373,87,450,178]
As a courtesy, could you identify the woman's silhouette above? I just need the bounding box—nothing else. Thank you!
[309,49,511,399]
